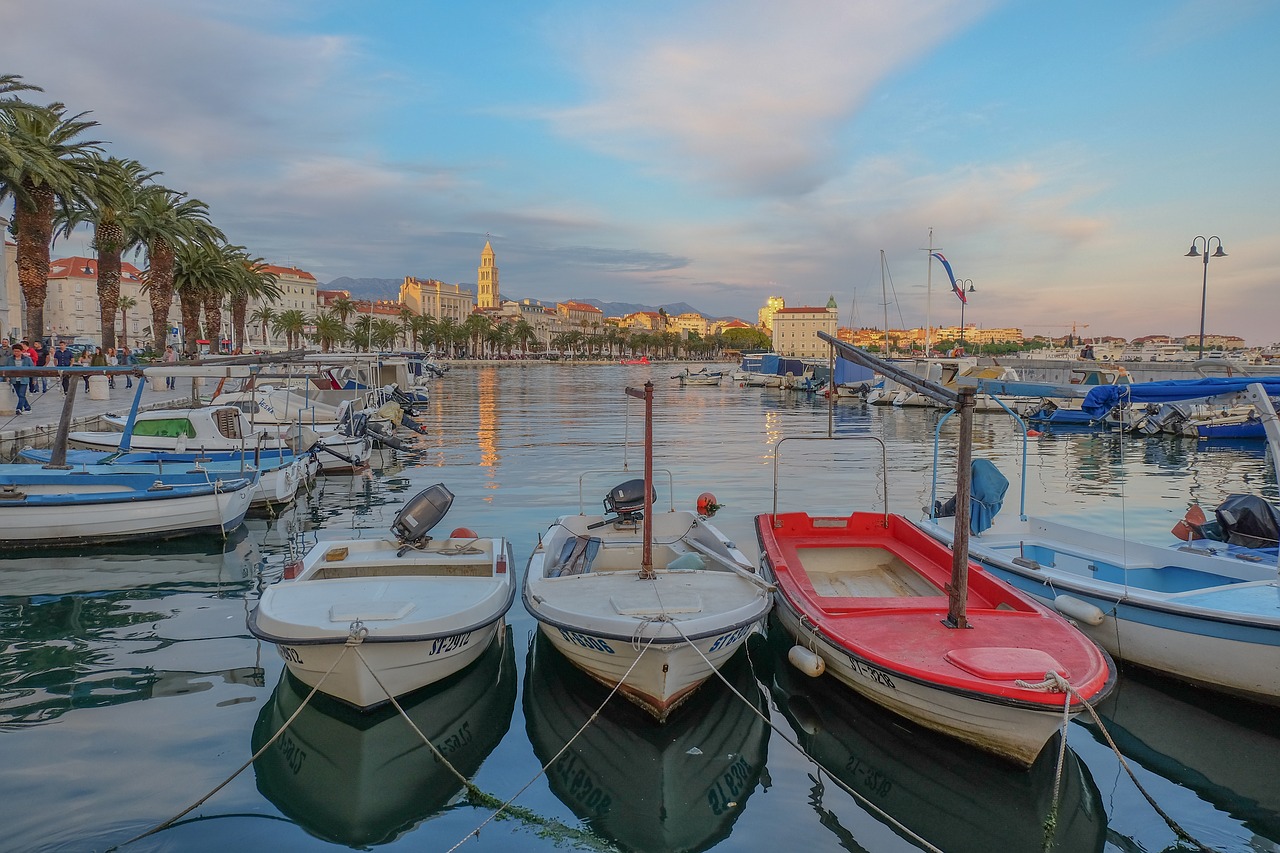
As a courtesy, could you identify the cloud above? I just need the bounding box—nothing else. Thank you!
[548,0,994,197]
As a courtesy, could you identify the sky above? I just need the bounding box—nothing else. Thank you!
[3,0,1278,344]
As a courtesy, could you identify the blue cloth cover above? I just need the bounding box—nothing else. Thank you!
[1082,378,1280,420]
[970,458,1008,534]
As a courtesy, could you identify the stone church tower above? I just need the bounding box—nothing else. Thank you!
[477,240,499,310]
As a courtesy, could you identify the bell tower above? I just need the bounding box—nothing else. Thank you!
[477,240,499,309]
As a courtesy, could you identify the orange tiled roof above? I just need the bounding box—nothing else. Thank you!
[262,264,317,281]
[48,256,145,281]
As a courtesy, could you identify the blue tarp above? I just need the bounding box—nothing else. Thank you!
[970,459,1009,534]
[775,357,806,376]
[759,354,780,376]
[1082,377,1280,420]
[833,357,875,386]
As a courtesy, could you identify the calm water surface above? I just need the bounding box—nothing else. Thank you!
[3,364,1278,853]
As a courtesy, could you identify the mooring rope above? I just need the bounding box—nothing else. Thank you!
[666,620,944,853]
[110,637,359,850]
[1017,670,1213,852]
[442,637,657,853]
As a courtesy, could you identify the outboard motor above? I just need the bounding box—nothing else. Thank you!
[391,484,454,554]
[1207,494,1280,550]
[590,478,655,529]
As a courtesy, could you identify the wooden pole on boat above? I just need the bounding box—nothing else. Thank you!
[625,381,655,579]
[946,385,975,629]
[44,379,80,469]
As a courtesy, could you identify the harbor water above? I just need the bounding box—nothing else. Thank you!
[2,363,1278,852]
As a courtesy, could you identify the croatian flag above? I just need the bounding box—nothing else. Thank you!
[931,252,966,304]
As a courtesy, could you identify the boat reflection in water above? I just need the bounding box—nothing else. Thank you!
[524,631,769,853]
[251,625,516,847]
[762,629,1107,853]
[1087,666,1280,844]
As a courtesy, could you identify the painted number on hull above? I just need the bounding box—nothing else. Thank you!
[430,632,472,656]
[275,732,306,775]
[849,656,896,690]
[279,646,304,664]
[708,625,751,654]
[559,629,615,654]
[845,755,892,799]
[552,753,613,815]
[707,755,755,815]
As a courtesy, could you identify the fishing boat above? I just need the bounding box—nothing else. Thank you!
[252,626,515,847]
[674,367,723,387]
[523,382,773,721]
[248,484,515,709]
[762,628,1106,853]
[759,338,1115,766]
[1023,365,1133,426]
[0,466,255,547]
[919,377,1280,705]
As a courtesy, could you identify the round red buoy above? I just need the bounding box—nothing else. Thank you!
[450,527,478,539]
[697,492,722,517]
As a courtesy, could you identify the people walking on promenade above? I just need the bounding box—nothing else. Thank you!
[120,346,136,389]
[162,345,178,388]
[53,341,74,393]
[10,344,33,413]
[79,349,95,390]
[30,341,49,393]
[105,347,118,388]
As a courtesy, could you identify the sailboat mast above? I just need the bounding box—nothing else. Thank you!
[925,228,934,356]
[881,250,890,356]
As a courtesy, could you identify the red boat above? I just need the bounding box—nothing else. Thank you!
[755,507,1115,766]
[620,357,649,365]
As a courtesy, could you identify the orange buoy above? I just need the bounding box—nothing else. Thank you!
[697,492,722,517]
[1026,429,1042,438]
[450,527,478,539]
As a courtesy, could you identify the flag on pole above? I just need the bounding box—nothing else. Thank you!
[931,252,966,304]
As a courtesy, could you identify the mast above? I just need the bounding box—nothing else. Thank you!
[880,250,890,356]
[625,381,655,579]
[924,228,934,356]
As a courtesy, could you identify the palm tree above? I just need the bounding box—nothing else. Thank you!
[117,295,137,348]
[0,75,46,180]
[134,186,223,352]
[463,313,491,358]
[397,304,415,349]
[250,305,277,347]
[311,311,347,353]
[227,251,280,352]
[272,309,308,351]
[410,314,436,353]
[0,99,101,339]
[372,318,400,351]
[432,317,460,356]
[329,294,356,328]
[172,240,238,355]
[55,154,157,349]
[511,318,536,357]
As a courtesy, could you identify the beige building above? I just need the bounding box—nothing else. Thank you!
[558,300,605,332]
[669,312,709,337]
[400,276,475,323]
[771,298,839,358]
[758,295,785,332]
[499,299,556,350]
[42,255,171,345]
[477,241,500,310]
[2,230,17,340]
[238,264,319,349]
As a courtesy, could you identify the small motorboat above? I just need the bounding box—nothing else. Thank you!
[523,382,773,721]
[756,435,1115,767]
[673,367,723,387]
[248,484,515,709]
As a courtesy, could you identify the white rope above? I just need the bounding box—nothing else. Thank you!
[111,640,357,850]
[666,620,944,853]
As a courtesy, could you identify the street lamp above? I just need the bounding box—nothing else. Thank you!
[1185,236,1227,357]
[957,280,975,351]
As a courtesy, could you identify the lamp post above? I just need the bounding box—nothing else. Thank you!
[957,280,975,351]
[1185,236,1227,357]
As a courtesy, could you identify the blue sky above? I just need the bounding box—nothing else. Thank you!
[4,0,1277,344]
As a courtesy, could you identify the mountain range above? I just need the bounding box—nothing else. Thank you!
[324,277,734,321]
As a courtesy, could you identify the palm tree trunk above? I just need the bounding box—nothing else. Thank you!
[14,184,55,340]
[231,295,248,352]
[96,222,124,349]
[202,293,222,352]
[148,239,176,353]
[179,291,202,356]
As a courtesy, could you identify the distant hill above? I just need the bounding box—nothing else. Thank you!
[324,276,402,300]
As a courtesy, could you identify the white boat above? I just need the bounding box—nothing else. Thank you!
[674,367,723,387]
[523,382,773,721]
[248,484,515,709]
[0,466,254,547]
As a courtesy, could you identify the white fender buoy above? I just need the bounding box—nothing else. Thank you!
[788,645,826,677]
[1054,595,1105,626]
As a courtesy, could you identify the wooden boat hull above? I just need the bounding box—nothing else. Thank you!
[919,516,1280,705]
[524,510,773,721]
[249,536,516,709]
[0,471,254,546]
[756,511,1115,766]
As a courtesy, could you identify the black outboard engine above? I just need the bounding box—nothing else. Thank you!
[1202,494,1280,550]
[391,484,454,552]
[595,478,655,528]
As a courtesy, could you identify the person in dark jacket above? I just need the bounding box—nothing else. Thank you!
[52,341,74,393]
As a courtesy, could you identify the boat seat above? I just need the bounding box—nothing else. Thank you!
[550,535,601,577]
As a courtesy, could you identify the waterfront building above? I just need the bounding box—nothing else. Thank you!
[712,318,753,335]
[477,241,500,310]
[559,300,605,333]
[758,295,785,332]
[240,264,319,349]
[399,276,474,323]
[619,310,665,332]
[669,312,709,337]
[42,255,171,346]
[1,229,16,340]
[772,298,838,358]
[498,298,556,351]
